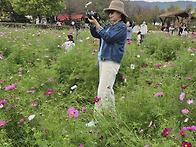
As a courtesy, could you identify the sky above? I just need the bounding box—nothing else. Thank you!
[129,0,196,2]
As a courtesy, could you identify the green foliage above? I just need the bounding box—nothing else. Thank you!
[0,26,195,147]
[10,0,65,17]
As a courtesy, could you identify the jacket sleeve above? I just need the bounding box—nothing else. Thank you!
[90,25,101,39]
[97,23,127,43]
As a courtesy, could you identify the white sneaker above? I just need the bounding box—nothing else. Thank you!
[85,121,95,127]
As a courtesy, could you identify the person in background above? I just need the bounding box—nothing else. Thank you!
[182,24,188,37]
[132,21,135,29]
[161,24,165,31]
[126,20,132,42]
[62,35,75,52]
[137,31,141,45]
[86,0,128,127]
[75,20,80,40]
[140,21,147,42]
[169,24,175,35]
[178,22,183,36]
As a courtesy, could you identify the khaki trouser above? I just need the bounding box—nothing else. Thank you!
[94,61,120,115]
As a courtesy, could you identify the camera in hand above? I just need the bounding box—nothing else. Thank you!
[85,12,99,23]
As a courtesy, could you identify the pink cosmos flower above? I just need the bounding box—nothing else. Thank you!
[30,103,37,107]
[122,76,126,79]
[183,125,196,131]
[187,99,194,105]
[67,107,79,118]
[94,97,101,103]
[79,145,83,147]
[148,121,152,127]
[179,92,185,101]
[0,104,3,108]
[161,128,170,137]
[44,89,54,95]
[180,130,185,136]
[26,90,35,93]
[187,47,192,52]
[82,106,85,112]
[154,65,162,67]
[0,121,6,126]
[181,109,189,114]
[0,99,7,105]
[0,54,3,59]
[126,40,132,45]
[187,77,191,80]
[181,141,192,147]
[5,84,16,91]
[154,92,163,97]
[140,50,144,52]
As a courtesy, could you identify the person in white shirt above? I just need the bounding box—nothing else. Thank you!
[169,24,175,35]
[182,24,188,37]
[140,21,147,42]
[62,35,75,52]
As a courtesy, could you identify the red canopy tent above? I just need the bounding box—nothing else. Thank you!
[57,14,83,20]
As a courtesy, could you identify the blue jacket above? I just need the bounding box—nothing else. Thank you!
[90,21,127,64]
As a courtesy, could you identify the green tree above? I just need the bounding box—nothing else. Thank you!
[175,4,181,11]
[193,8,196,18]
[10,0,65,23]
[0,0,15,21]
[186,3,193,13]
[167,4,176,12]
[151,5,160,24]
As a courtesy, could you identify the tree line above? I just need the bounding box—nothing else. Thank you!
[0,0,196,25]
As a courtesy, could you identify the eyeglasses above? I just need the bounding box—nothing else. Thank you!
[107,10,115,15]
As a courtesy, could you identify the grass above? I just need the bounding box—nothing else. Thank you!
[0,26,195,147]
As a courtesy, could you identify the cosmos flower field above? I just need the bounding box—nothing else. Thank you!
[0,25,195,147]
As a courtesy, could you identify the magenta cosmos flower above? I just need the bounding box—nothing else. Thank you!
[181,86,188,89]
[0,121,6,126]
[179,92,185,101]
[161,128,170,137]
[94,97,101,102]
[44,89,54,95]
[181,109,189,114]
[180,130,185,136]
[67,107,79,118]
[154,65,162,67]
[181,141,192,147]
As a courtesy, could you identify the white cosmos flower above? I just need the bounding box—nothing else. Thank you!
[130,64,135,69]
[71,85,77,90]
[28,114,35,121]
[137,55,140,58]
[0,104,3,108]
[184,118,188,123]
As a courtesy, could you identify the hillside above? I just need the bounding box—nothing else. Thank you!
[129,1,196,10]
